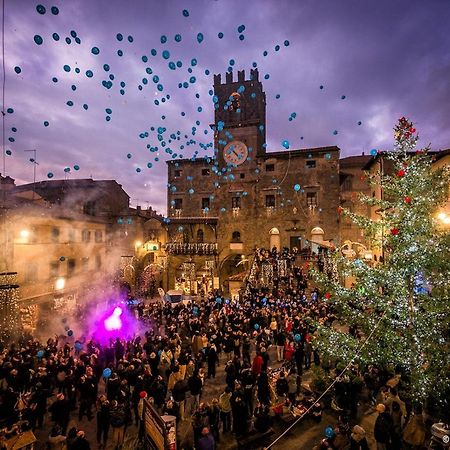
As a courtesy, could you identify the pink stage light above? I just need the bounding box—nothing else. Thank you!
[104,307,123,331]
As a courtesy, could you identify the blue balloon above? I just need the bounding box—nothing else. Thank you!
[282,140,289,149]
[74,342,83,351]
[294,334,301,342]
[370,148,377,156]
[37,350,45,358]
[294,184,301,192]
[103,368,112,378]
[254,324,260,330]
[325,427,335,439]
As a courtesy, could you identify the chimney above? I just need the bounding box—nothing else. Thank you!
[225,71,233,83]
[136,205,141,211]
[237,70,245,82]
[362,151,365,156]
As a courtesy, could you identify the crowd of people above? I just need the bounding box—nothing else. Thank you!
[0,247,439,450]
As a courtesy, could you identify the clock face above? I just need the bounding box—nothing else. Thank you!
[223,141,248,166]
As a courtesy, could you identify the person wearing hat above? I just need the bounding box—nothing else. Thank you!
[374,403,393,450]
[350,425,369,450]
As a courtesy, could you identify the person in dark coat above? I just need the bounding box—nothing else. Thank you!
[374,404,393,450]
[254,403,271,433]
[96,396,110,448]
[197,427,216,450]
[231,395,248,436]
[350,425,370,450]
[49,393,70,435]
[207,345,218,379]
[71,430,91,450]
[257,371,271,405]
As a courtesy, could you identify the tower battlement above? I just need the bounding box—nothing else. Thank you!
[213,68,259,86]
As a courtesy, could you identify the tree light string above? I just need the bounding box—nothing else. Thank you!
[264,310,386,450]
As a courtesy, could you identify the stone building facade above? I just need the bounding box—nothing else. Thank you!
[166,69,341,293]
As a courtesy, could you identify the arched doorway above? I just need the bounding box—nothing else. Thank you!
[139,264,162,298]
[269,227,281,251]
[219,254,246,295]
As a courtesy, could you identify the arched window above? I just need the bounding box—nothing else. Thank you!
[197,229,204,243]
[231,231,241,242]
[229,92,241,111]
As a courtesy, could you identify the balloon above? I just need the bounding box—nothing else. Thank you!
[294,334,301,342]
[197,33,204,43]
[51,6,59,15]
[103,368,112,379]
[218,32,224,39]
[284,40,290,46]
[282,140,289,149]
[67,330,73,336]
[182,9,189,17]
[34,35,43,45]
[74,342,83,351]
[254,324,260,330]
[36,5,46,14]
[91,47,100,55]
[37,350,45,358]
[370,148,377,156]
[294,184,301,192]
[325,427,335,439]
[14,66,21,74]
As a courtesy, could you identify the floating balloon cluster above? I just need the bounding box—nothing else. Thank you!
[4,2,370,188]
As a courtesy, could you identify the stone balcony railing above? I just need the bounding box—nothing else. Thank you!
[164,242,218,255]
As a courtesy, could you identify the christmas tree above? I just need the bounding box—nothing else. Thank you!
[313,117,450,416]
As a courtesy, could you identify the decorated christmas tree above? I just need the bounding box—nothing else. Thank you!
[313,117,450,416]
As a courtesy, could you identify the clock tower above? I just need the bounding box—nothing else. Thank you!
[213,69,266,169]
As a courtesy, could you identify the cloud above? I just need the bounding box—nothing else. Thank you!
[3,0,450,214]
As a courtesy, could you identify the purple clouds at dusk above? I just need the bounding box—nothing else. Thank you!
[3,0,450,212]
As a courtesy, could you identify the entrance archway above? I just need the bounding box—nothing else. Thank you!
[269,227,281,251]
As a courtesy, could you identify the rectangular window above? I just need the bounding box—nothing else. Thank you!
[202,198,210,210]
[232,196,241,209]
[51,227,60,243]
[82,257,89,270]
[266,195,276,208]
[265,164,275,172]
[96,255,102,269]
[82,230,91,243]
[83,201,96,216]
[68,229,76,243]
[95,230,103,243]
[50,262,59,278]
[81,256,89,270]
[174,169,182,178]
[201,168,210,176]
[67,259,76,276]
[25,263,38,282]
[240,173,245,179]
[307,192,318,207]
[173,198,183,209]
[306,160,316,169]
[342,177,352,191]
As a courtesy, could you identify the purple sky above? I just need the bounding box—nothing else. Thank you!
[3,0,450,213]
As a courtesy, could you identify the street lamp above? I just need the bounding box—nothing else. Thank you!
[55,277,65,290]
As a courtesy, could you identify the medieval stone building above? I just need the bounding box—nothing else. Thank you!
[166,69,341,294]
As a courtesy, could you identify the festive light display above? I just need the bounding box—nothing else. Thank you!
[313,118,450,413]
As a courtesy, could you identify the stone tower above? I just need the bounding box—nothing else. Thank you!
[213,69,267,168]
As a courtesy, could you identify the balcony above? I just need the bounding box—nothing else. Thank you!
[165,242,218,255]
